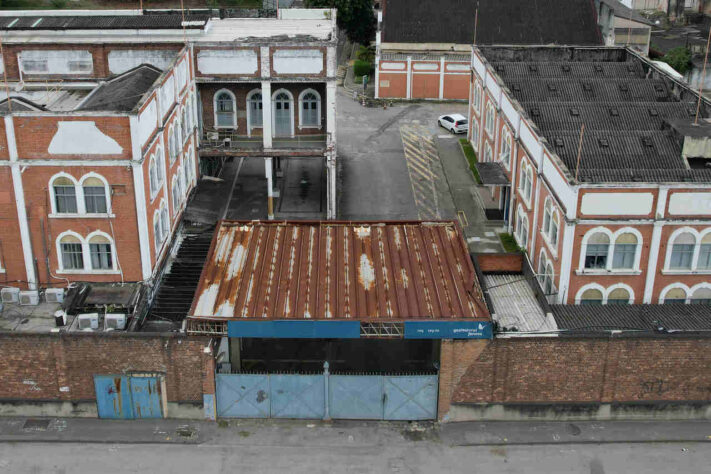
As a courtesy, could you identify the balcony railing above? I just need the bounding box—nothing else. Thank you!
[201,130,327,153]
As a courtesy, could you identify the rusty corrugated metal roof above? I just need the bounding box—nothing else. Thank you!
[188,220,490,321]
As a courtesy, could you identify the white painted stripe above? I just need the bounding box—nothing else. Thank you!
[129,116,153,280]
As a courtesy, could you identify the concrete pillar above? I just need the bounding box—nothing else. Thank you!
[261,81,272,149]
[326,149,336,219]
[439,56,445,100]
[326,82,336,140]
[406,56,412,99]
[265,157,274,219]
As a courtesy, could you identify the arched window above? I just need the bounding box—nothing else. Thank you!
[542,199,552,236]
[584,232,610,269]
[580,288,603,305]
[59,234,83,270]
[88,234,113,270]
[483,142,492,162]
[518,161,532,203]
[299,89,321,128]
[181,108,188,143]
[473,82,482,113]
[470,121,479,152]
[52,176,77,214]
[550,212,559,247]
[184,153,191,186]
[698,234,711,270]
[544,264,554,295]
[538,252,548,288]
[247,90,263,129]
[607,287,631,305]
[499,128,512,167]
[516,206,529,249]
[168,126,177,163]
[82,177,107,214]
[149,156,159,196]
[662,287,687,304]
[485,103,495,136]
[690,287,711,305]
[273,90,294,137]
[153,211,162,252]
[612,233,637,269]
[185,98,193,132]
[156,147,165,184]
[172,175,180,211]
[215,89,236,128]
[160,203,169,238]
[669,232,695,270]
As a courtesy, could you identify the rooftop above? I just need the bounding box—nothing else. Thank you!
[0,9,336,44]
[381,0,601,46]
[188,220,490,322]
[78,64,163,112]
[483,274,556,333]
[481,46,711,183]
[551,304,711,335]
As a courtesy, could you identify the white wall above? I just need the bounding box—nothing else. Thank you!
[272,49,323,75]
[197,50,258,75]
[668,192,711,216]
[108,50,177,74]
[580,192,654,216]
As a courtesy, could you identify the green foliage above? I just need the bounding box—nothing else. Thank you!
[353,59,372,77]
[660,47,692,74]
[305,0,376,45]
[50,0,67,8]
[498,233,521,253]
[356,44,375,63]
[459,138,482,184]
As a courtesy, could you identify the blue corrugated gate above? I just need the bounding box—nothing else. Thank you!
[216,374,269,418]
[94,375,163,419]
[215,372,437,420]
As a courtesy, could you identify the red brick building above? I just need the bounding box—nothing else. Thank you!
[468,46,711,305]
[375,0,602,100]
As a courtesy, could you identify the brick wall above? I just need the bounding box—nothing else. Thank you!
[0,333,210,404]
[440,336,711,420]
[475,253,523,273]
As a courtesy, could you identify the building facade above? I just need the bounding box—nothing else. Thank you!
[0,8,338,292]
[468,46,711,305]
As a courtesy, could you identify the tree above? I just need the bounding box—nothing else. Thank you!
[660,47,692,75]
[305,0,376,45]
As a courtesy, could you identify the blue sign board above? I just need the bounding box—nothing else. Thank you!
[227,320,361,339]
[404,321,493,339]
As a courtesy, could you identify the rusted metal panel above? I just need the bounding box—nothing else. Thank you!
[189,220,490,322]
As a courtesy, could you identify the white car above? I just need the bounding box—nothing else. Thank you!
[438,114,468,134]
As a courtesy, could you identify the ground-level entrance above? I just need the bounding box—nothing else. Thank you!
[215,337,439,420]
[216,371,438,420]
[94,375,164,419]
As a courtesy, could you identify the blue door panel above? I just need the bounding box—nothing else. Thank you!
[216,374,270,418]
[270,375,324,419]
[94,376,133,419]
[329,375,383,419]
[130,377,163,419]
[384,375,438,420]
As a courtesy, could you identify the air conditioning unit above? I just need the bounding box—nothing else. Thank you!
[19,290,39,306]
[54,310,66,327]
[207,131,219,140]
[1,287,20,303]
[45,288,65,304]
[104,313,126,331]
[77,313,99,330]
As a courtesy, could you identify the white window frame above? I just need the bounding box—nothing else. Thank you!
[213,88,237,130]
[472,81,483,116]
[49,172,113,218]
[575,283,634,305]
[499,126,512,169]
[246,88,263,134]
[515,204,529,251]
[660,282,711,304]
[470,120,480,152]
[540,197,560,256]
[271,88,295,138]
[484,102,495,138]
[518,159,533,208]
[483,142,492,162]
[298,88,322,129]
[577,226,643,274]
[663,227,711,274]
[56,230,118,275]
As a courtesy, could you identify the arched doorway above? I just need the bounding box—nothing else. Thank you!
[272,90,294,137]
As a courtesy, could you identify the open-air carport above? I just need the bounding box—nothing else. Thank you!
[187,220,492,421]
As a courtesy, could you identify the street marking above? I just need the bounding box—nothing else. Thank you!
[457,210,468,227]
[400,124,441,219]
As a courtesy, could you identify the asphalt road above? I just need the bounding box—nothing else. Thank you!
[0,441,708,473]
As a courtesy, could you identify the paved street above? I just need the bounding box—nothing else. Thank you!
[337,90,503,251]
[1,417,710,473]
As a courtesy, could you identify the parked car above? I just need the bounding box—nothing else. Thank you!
[438,114,468,134]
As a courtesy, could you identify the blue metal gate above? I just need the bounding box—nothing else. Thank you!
[383,375,438,420]
[94,375,163,419]
[215,372,437,420]
[216,374,270,418]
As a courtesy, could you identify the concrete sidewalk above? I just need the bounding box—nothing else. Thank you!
[1,417,710,446]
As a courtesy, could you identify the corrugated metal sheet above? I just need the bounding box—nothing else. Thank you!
[189,220,489,321]
[551,304,711,332]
